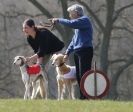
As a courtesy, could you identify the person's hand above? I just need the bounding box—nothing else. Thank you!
[63,54,68,62]
[49,18,59,24]
[26,54,38,63]
[37,57,43,65]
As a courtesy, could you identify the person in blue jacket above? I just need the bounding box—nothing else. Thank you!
[52,4,93,99]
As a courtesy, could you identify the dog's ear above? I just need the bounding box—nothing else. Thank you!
[13,56,25,65]
[50,54,57,60]
[18,56,26,62]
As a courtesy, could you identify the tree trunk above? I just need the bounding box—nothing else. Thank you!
[100,0,115,72]
[109,56,133,99]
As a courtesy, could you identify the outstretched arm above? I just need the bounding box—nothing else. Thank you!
[51,17,90,29]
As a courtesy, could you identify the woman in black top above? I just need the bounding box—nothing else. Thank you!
[22,18,64,66]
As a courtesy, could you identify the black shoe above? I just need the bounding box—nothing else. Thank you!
[80,96,87,100]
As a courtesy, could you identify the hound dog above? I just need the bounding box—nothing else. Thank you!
[13,56,48,99]
[51,54,77,100]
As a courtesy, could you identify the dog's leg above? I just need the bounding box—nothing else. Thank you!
[24,84,28,99]
[39,77,48,99]
[71,84,76,99]
[34,83,40,98]
[65,80,73,99]
[57,80,65,100]
[24,83,31,99]
[41,74,48,99]
[31,81,38,99]
[60,85,64,100]
[57,80,63,100]
[57,81,61,100]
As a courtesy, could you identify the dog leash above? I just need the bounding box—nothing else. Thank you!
[39,20,55,31]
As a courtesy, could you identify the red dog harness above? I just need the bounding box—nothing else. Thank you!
[26,64,41,75]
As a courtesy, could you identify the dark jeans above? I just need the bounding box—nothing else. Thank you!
[73,47,93,99]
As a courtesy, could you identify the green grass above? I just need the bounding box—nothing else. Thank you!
[0,99,133,112]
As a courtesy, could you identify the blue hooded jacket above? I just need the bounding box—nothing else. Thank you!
[58,16,93,55]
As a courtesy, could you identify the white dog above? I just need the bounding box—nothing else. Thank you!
[51,54,77,100]
[13,56,48,99]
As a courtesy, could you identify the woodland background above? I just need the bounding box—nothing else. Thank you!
[0,0,133,100]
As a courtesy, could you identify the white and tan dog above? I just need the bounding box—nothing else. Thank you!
[13,56,48,99]
[51,54,77,100]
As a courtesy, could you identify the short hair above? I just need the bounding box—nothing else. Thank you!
[67,4,84,16]
[23,18,35,27]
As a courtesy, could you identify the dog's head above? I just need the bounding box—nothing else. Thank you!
[13,56,26,66]
[51,54,65,67]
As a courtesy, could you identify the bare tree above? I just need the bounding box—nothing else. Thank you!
[73,0,133,99]
[0,0,133,99]
[0,3,49,98]
[28,0,133,99]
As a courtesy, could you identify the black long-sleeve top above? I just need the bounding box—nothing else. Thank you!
[27,29,64,57]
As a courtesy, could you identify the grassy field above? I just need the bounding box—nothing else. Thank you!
[0,99,133,112]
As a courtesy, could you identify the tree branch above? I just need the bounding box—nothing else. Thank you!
[113,26,133,35]
[112,56,133,90]
[28,0,65,39]
[109,59,127,65]
[0,11,44,18]
[113,3,133,22]
[76,0,105,32]
[28,0,53,18]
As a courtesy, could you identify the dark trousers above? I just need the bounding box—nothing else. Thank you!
[73,47,93,99]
